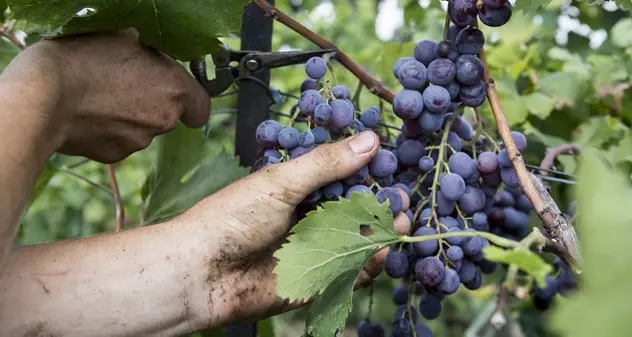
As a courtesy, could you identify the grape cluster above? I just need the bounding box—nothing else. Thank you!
[534,257,577,310]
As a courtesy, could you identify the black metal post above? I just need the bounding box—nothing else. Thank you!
[228,1,274,336]
[235,0,275,167]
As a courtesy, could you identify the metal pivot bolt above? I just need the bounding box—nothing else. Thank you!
[245,59,259,71]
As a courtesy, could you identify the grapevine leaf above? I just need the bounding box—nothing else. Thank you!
[304,270,357,337]
[142,123,249,224]
[553,148,632,337]
[482,246,552,287]
[523,92,555,119]
[611,18,632,48]
[513,0,554,16]
[273,193,400,302]
[538,72,579,106]
[6,0,249,60]
[26,160,57,210]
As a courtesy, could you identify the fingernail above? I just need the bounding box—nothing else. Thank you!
[349,131,376,154]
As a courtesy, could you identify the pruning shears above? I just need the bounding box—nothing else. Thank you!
[189,45,338,97]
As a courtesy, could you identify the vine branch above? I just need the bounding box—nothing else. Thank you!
[478,47,582,271]
[539,143,581,176]
[250,0,395,103]
[106,164,126,232]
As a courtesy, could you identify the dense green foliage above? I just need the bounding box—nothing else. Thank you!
[4,0,632,336]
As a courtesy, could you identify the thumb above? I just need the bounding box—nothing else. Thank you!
[273,131,379,200]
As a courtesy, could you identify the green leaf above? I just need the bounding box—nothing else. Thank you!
[611,18,632,48]
[274,193,400,302]
[523,92,555,119]
[27,160,57,209]
[513,0,554,16]
[0,38,20,71]
[142,123,249,224]
[6,0,249,60]
[552,148,632,337]
[257,318,275,337]
[573,116,628,149]
[304,270,357,337]
[538,72,580,106]
[483,245,552,287]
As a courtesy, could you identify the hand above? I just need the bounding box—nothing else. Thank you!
[179,131,412,327]
[2,29,210,164]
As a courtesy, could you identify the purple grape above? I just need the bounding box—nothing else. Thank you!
[323,181,344,200]
[330,99,355,129]
[298,89,322,115]
[515,194,533,212]
[441,173,467,201]
[498,149,511,167]
[452,116,475,141]
[447,132,463,152]
[393,56,417,78]
[419,156,435,171]
[357,321,386,337]
[398,60,428,90]
[345,184,372,199]
[439,216,460,229]
[457,259,477,283]
[360,109,381,128]
[458,187,486,215]
[314,103,332,126]
[278,127,300,150]
[437,268,461,295]
[419,294,443,319]
[477,151,499,173]
[511,131,528,152]
[398,139,426,167]
[427,58,457,85]
[422,86,451,114]
[344,166,369,185]
[394,305,418,322]
[263,148,282,160]
[300,78,318,92]
[447,246,464,262]
[311,127,328,144]
[435,40,460,62]
[503,207,530,231]
[375,174,394,187]
[463,267,482,290]
[289,144,316,159]
[414,40,438,66]
[415,257,445,286]
[255,120,283,148]
[479,2,513,27]
[305,56,327,79]
[412,227,439,257]
[392,285,409,305]
[472,212,489,231]
[393,183,411,196]
[299,131,315,147]
[501,167,519,187]
[415,323,434,337]
[455,55,484,86]
[394,89,424,119]
[402,120,423,138]
[434,191,456,216]
[349,120,367,133]
[332,85,351,99]
[483,0,508,8]
[461,80,486,98]
[447,25,461,41]
[448,0,478,27]
[377,187,404,214]
[462,235,487,256]
[419,110,443,132]
[445,227,466,245]
[448,152,476,179]
[455,27,485,55]
[253,155,281,172]
[369,149,398,178]
[443,80,461,100]
[385,250,409,278]
[302,188,322,204]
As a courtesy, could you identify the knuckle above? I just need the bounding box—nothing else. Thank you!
[310,145,340,169]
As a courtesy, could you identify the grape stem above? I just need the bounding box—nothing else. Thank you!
[477,25,582,271]
[400,230,519,250]
[538,143,581,176]
[250,0,395,103]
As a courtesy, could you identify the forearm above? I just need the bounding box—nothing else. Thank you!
[0,217,224,336]
[0,55,65,267]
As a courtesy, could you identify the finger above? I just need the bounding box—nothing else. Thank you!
[272,131,379,201]
[394,212,412,235]
[179,70,211,128]
[355,247,388,289]
[118,28,140,40]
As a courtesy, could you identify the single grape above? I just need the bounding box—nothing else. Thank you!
[345,184,372,199]
[447,246,464,262]
[298,89,322,115]
[393,183,412,196]
[393,56,417,78]
[255,120,283,148]
[402,120,423,138]
[447,132,463,152]
[511,131,528,152]
[349,120,367,133]
[439,216,460,229]
[457,259,477,283]
[415,257,445,286]
[385,250,409,278]
[472,212,489,232]
[415,322,434,337]
[448,152,476,179]
[253,155,280,172]
[435,40,460,62]
[398,139,426,167]
[323,181,344,200]
[394,89,424,119]
[447,25,461,41]
[289,144,316,159]
[498,149,511,167]
[460,80,486,98]
[443,80,461,101]
[300,78,318,92]
[375,174,394,187]
[448,0,478,27]
[305,56,327,79]
[494,191,515,206]
[455,27,485,55]
[445,227,466,245]
[465,169,480,185]
[397,170,418,184]
[394,305,419,323]
[458,186,486,215]
[434,191,456,216]
[455,55,484,86]
[500,167,519,187]
[392,285,409,305]
[535,275,560,302]
[302,188,322,204]
[503,207,530,231]
[482,170,502,187]
[412,227,439,257]
[440,173,467,201]
[344,166,369,185]
[438,268,461,295]
[462,235,488,256]
[392,319,412,337]
[360,109,381,128]
[479,259,498,274]
[376,187,404,214]
[311,127,328,144]
[405,209,414,222]
[419,110,443,132]
[483,0,508,8]
[278,127,300,150]
[332,85,351,100]
[413,40,438,66]
[452,116,475,141]
[263,148,282,160]
[515,194,533,212]
[299,131,315,147]
[419,294,443,320]
[427,58,457,85]
[479,2,513,27]
[422,86,451,114]
[357,321,386,337]
[330,99,355,129]
[477,151,499,173]
[463,268,483,290]
[314,103,332,126]
[369,149,399,178]
[419,156,435,171]
[398,60,428,90]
